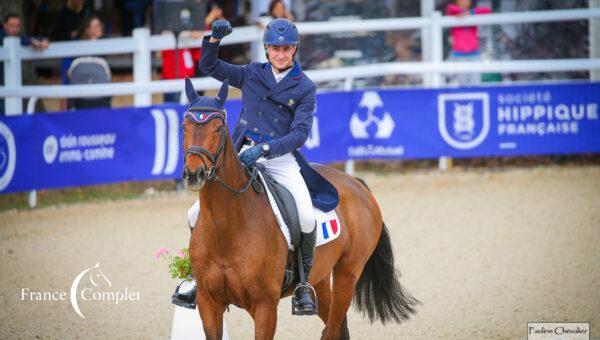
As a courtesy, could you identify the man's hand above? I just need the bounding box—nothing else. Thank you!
[210,19,232,41]
[239,143,266,168]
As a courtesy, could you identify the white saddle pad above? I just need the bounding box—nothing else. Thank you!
[256,171,341,250]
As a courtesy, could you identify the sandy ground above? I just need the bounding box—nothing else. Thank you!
[1,166,599,340]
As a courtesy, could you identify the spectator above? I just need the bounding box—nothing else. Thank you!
[160,4,223,103]
[66,15,112,110]
[446,0,492,85]
[51,0,86,42]
[268,0,294,21]
[119,0,150,36]
[1,13,50,114]
[0,12,49,50]
[257,0,294,28]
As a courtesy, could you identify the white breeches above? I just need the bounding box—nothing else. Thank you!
[187,147,315,234]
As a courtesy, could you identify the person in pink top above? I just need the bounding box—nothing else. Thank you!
[446,0,492,85]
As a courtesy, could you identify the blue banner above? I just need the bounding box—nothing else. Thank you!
[0,82,598,193]
[302,82,600,163]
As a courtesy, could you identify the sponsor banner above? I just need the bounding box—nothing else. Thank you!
[303,82,600,163]
[0,101,242,193]
[0,82,598,193]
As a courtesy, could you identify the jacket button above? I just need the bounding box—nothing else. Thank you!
[258,111,263,115]
[269,132,275,137]
[262,97,267,101]
[278,105,282,108]
[274,118,279,122]
[253,127,258,132]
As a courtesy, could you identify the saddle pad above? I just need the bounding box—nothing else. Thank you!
[256,171,341,250]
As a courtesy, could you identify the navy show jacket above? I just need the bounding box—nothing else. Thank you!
[199,36,316,159]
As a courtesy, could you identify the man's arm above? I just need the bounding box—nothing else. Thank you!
[198,20,246,88]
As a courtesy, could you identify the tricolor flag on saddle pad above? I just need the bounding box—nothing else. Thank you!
[315,209,341,247]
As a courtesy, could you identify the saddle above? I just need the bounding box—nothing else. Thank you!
[253,163,342,296]
[253,165,304,296]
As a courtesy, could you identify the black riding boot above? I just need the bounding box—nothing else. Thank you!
[171,225,197,309]
[293,228,317,315]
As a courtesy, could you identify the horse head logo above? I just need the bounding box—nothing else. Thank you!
[70,262,111,319]
[350,91,395,139]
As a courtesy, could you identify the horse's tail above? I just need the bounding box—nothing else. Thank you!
[353,222,419,324]
[353,177,419,324]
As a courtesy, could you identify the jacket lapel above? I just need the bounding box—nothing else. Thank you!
[265,62,303,97]
[258,63,278,89]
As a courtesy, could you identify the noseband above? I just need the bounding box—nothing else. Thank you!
[184,107,258,193]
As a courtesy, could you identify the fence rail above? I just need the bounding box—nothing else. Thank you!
[1,7,599,115]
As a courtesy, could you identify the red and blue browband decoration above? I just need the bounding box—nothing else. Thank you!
[184,107,226,124]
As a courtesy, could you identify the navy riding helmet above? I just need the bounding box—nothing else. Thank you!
[263,18,299,46]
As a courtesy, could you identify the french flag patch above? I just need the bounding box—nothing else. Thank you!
[321,219,339,239]
[314,209,341,247]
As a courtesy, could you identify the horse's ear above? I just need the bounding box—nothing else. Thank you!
[216,80,229,104]
[184,77,200,103]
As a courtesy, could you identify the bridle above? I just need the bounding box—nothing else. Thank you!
[183,107,258,194]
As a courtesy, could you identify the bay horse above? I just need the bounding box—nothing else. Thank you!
[182,80,418,340]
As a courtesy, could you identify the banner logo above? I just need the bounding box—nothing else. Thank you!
[150,109,179,175]
[438,92,490,149]
[350,91,395,139]
[0,121,16,192]
[43,135,59,164]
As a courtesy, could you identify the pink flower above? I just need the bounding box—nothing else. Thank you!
[155,247,170,259]
[177,250,186,258]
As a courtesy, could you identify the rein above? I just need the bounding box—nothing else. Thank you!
[184,108,258,194]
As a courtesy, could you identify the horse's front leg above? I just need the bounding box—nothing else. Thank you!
[196,293,226,340]
[251,300,278,340]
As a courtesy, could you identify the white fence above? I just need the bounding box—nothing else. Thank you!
[2,6,600,208]
[1,7,600,116]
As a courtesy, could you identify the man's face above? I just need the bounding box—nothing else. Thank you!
[266,45,297,70]
[3,17,21,36]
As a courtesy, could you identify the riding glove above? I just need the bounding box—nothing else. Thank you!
[211,20,232,40]
[239,143,266,168]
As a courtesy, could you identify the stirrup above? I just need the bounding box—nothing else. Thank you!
[171,279,196,309]
[292,283,318,316]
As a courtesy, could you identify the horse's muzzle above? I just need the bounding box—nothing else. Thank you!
[183,166,207,191]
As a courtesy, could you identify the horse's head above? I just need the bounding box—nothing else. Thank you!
[182,77,229,190]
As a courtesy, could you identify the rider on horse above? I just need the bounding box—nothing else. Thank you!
[173,18,318,314]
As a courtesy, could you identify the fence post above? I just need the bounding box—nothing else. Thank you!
[3,37,22,115]
[421,0,435,86]
[133,28,152,107]
[592,0,600,80]
[430,11,452,171]
[343,77,354,176]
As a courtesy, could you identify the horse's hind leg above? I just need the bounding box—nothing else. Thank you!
[322,265,355,340]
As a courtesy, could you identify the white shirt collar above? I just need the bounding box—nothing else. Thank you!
[271,65,292,83]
